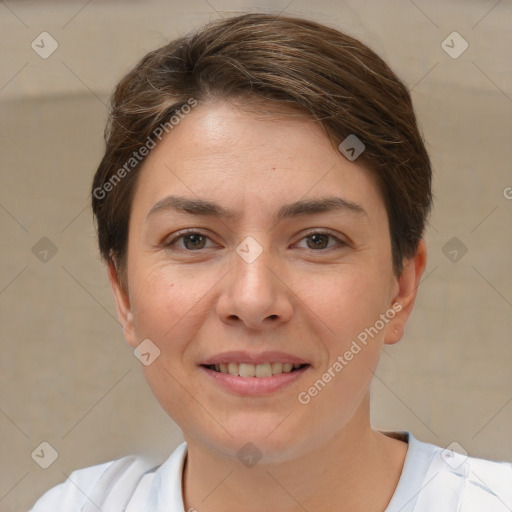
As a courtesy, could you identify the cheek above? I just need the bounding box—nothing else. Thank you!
[127,263,214,428]
[132,261,193,317]
[304,265,390,344]
[302,266,390,397]
[128,261,217,355]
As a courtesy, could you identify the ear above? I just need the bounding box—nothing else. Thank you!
[107,261,138,347]
[384,239,427,345]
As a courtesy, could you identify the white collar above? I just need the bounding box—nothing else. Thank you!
[141,434,423,511]
[144,441,188,512]
[141,432,512,512]
[142,433,425,511]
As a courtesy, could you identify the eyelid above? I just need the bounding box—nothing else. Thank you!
[164,228,216,248]
[294,229,349,248]
[163,228,349,251]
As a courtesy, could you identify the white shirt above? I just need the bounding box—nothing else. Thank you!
[29,432,512,511]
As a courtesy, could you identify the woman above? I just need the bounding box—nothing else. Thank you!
[30,12,512,512]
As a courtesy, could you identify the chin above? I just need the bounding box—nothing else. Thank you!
[190,413,315,464]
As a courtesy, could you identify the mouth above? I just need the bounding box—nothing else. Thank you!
[201,362,310,378]
[199,351,311,394]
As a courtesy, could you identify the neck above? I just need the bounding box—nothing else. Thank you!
[182,397,408,512]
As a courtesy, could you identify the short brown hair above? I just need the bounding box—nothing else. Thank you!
[92,12,432,285]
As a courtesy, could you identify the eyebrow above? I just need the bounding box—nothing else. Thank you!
[146,195,367,221]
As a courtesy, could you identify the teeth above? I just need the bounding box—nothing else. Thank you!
[283,363,293,373]
[255,363,272,378]
[271,362,283,374]
[213,362,305,377]
[239,363,255,377]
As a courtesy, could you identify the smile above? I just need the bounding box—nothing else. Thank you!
[200,362,310,395]
[203,362,309,378]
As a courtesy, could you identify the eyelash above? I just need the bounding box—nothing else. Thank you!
[164,229,347,252]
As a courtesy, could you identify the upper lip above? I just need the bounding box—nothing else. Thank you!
[201,351,309,366]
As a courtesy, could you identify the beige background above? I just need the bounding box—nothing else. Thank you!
[1,1,511,511]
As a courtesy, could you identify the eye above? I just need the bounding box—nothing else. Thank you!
[295,231,346,251]
[164,230,216,251]
[163,230,347,252]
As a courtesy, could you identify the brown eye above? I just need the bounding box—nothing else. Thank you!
[181,234,207,250]
[165,231,214,251]
[306,233,330,250]
[296,231,346,251]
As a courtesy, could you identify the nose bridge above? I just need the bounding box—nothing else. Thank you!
[217,235,293,328]
[232,236,276,304]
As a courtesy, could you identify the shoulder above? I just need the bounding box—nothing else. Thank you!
[28,454,160,512]
[462,454,512,510]
[414,435,512,511]
[387,432,512,512]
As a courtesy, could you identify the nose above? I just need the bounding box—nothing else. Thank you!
[216,244,294,330]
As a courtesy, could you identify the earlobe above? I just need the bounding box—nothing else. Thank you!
[384,239,428,345]
[107,261,138,347]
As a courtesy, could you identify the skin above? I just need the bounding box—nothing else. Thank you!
[109,100,427,512]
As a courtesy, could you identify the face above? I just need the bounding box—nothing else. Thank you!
[110,100,425,462]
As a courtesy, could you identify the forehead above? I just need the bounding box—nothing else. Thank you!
[131,100,385,223]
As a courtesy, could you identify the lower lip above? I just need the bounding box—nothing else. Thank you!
[199,365,310,395]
